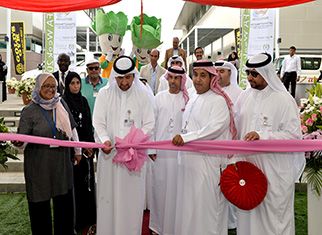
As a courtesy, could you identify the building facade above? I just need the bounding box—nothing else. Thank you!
[174,1,322,64]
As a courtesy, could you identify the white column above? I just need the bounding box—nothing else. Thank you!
[194,28,198,49]
[96,36,98,52]
[86,27,90,51]
[6,9,11,80]
[275,8,280,58]
[187,37,190,58]
[187,36,190,75]
[308,186,322,235]
[221,37,224,56]
[211,42,213,59]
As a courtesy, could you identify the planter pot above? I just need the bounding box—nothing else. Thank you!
[21,92,31,105]
[307,183,322,235]
[8,87,15,94]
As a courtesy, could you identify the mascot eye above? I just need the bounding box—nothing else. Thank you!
[118,36,122,43]
[137,48,141,54]
[147,49,151,55]
[108,34,113,41]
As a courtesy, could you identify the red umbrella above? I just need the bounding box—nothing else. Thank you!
[186,0,314,9]
[0,0,120,12]
[220,161,268,210]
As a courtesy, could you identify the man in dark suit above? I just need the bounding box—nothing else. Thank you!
[52,53,71,95]
[0,54,8,102]
[164,37,187,70]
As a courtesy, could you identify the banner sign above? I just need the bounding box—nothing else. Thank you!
[234,28,242,61]
[45,13,55,73]
[239,9,251,89]
[53,12,77,70]
[239,9,275,89]
[44,12,76,73]
[10,22,26,75]
[248,9,275,57]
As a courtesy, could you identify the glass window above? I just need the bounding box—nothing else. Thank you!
[93,53,101,60]
[76,54,85,63]
[25,38,31,50]
[301,57,321,70]
[273,58,284,71]
[0,41,6,49]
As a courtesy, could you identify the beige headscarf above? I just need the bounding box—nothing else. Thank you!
[32,73,73,139]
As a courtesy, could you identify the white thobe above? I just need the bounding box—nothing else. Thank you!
[157,74,193,94]
[149,90,185,235]
[222,84,243,104]
[93,84,155,235]
[175,90,231,235]
[235,86,305,235]
[144,84,155,210]
[223,84,243,229]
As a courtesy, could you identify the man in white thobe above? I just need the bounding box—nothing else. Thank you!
[157,56,193,93]
[215,60,243,104]
[93,56,155,235]
[215,60,243,230]
[149,66,189,235]
[172,60,237,235]
[235,53,305,235]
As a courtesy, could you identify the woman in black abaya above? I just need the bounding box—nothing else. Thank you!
[63,71,96,235]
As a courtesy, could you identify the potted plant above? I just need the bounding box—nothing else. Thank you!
[0,117,19,169]
[15,77,36,105]
[301,82,322,194]
[300,82,322,234]
[6,77,18,94]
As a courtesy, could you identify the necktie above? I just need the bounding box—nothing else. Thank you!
[60,72,65,95]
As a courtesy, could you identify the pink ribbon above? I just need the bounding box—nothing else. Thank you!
[1,127,322,172]
[0,133,104,149]
[117,138,322,154]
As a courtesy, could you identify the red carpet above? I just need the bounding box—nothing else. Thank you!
[142,210,150,235]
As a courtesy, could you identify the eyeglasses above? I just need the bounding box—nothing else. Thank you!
[87,66,100,71]
[245,70,260,78]
[42,84,56,90]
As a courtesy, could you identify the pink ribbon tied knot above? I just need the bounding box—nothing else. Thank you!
[113,126,150,172]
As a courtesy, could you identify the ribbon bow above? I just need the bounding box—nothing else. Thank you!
[113,126,150,172]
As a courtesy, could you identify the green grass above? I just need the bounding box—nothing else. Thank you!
[0,193,31,234]
[0,192,308,235]
[295,192,307,235]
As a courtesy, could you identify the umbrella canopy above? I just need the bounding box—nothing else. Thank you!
[0,0,314,12]
[186,0,314,9]
[220,161,268,210]
[0,0,120,12]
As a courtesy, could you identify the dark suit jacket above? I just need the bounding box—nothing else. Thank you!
[52,71,71,95]
[164,48,187,70]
